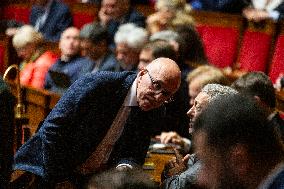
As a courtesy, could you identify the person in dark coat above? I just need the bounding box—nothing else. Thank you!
[29,0,73,41]
[190,0,247,13]
[13,58,181,188]
[44,27,94,94]
[99,0,146,48]
[79,23,119,73]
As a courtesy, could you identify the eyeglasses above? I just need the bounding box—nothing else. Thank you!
[146,69,174,103]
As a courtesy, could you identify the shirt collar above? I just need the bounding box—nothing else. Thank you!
[257,162,284,189]
[124,78,138,106]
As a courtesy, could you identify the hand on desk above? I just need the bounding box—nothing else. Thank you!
[156,131,184,146]
[163,148,190,178]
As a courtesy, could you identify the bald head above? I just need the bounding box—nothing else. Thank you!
[146,57,181,93]
[136,57,181,111]
[59,27,81,59]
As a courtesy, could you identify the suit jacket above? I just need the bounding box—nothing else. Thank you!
[30,0,72,42]
[275,2,284,20]
[81,52,119,74]
[161,154,201,189]
[191,0,248,13]
[268,167,284,189]
[14,71,163,184]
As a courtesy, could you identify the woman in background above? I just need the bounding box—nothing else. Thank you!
[12,25,57,89]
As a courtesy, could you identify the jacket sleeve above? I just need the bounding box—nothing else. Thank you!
[161,157,201,189]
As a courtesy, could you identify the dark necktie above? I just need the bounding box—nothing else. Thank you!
[78,105,132,175]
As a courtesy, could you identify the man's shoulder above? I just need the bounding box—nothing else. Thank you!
[124,8,145,27]
[269,167,284,189]
[51,0,70,12]
[79,71,136,84]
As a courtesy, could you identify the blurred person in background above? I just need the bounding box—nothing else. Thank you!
[44,27,93,94]
[147,0,194,35]
[79,23,118,73]
[114,23,148,71]
[99,0,145,47]
[12,25,57,89]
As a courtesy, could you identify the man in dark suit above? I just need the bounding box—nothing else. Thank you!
[44,27,94,94]
[99,0,146,48]
[79,23,119,73]
[0,76,14,189]
[190,0,247,13]
[14,58,181,188]
[194,94,284,189]
[30,0,73,41]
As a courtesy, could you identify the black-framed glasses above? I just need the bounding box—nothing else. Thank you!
[146,69,174,103]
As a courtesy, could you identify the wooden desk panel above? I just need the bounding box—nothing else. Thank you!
[144,152,175,183]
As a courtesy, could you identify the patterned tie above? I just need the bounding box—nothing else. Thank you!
[77,105,132,175]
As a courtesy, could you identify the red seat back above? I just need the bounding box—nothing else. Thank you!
[0,43,6,74]
[238,30,272,72]
[3,4,31,24]
[269,35,284,83]
[200,25,239,68]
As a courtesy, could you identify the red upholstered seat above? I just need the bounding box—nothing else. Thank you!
[72,13,95,29]
[238,30,272,72]
[0,44,5,74]
[3,5,31,24]
[269,35,284,83]
[199,25,239,68]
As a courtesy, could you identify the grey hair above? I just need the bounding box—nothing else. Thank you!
[114,23,148,50]
[150,30,180,42]
[12,25,43,49]
[201,84,238,103]
[80,23,95,38]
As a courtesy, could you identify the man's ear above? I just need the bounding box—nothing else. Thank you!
[228,144,249,178]
[253,95,261,103]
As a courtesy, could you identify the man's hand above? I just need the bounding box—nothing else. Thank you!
[156,131,184,145]
[163,148,190,178]
[98,8,112,26]
[243,8,270,22]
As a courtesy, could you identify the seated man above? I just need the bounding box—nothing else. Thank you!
[79,23,118,73]
[114,23,148,71]
[6,0,72,42]
[99,0,145,47]
[138,40,189,138]
[44,27,93,94]
[157,65,229,153]
[12,25,57,89]
[194,94,284,189]
[161,84,238,189]
[231,71,284,141]
[14,58,181,188]
[0,76,14,189]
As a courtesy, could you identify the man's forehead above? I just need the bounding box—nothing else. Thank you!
[62,28,79,38]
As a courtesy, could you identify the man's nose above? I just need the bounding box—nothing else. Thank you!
[187,106,194,118]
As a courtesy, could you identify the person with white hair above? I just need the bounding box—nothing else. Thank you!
[114,23,148,71]
[12,25,57,89]
[161,83,238,189]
